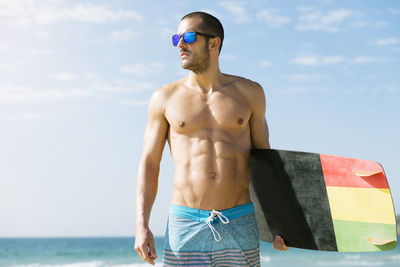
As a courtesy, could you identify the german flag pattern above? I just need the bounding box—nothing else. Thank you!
[320,154,397,252]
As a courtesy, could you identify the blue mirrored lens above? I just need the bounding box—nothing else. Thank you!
[172,34,180,46]
[183,32,196,44]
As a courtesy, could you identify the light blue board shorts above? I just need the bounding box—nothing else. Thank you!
[163,202,260,266]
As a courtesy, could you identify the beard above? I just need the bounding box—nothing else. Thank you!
[180,43,210,73]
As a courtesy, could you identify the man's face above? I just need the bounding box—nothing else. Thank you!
[176,17,210,73]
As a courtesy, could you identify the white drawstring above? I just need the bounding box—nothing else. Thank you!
[206,209,230,242]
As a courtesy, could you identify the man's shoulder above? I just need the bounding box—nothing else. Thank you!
[223,74,263,95]
[153,78,185,98]
[148,78,186,113]
[222,74,266,111]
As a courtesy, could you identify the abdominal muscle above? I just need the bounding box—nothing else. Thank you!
[169,128,252,210]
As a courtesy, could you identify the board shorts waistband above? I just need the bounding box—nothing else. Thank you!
[169,202,255,223]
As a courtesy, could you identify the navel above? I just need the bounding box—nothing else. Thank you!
[179,121,185,127]
[238,118,243,125]
[211,171,217,179]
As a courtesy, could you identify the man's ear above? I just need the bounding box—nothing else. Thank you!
[209,37,221,52]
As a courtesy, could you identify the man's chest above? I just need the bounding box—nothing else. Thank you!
[165,90,251,133]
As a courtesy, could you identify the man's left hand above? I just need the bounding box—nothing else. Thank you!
[273,235,289,251]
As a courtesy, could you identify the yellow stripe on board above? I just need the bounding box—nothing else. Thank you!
[326,186,396,225]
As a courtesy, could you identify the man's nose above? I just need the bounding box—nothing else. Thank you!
[177,37,186,48]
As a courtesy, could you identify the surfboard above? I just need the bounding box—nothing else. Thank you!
[249,148,397,252]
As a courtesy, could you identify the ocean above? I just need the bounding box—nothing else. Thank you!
[0,237,399,267]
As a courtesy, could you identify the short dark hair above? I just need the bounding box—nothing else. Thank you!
[181,11,224,53]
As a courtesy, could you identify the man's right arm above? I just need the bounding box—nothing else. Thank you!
[135,88,169,265]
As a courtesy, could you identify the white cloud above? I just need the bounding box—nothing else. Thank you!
[85,73,156,93]
[31,48,58,55]
[0,84,92,104]
[275,86,331,94]
[119,99,148,107]
[291,55,379,66]
[257,9,291,27]
[321,56,346,65]
[62,4,142,23]
[107,29,141,41]
[350,56,377,64]
[296,8,355,32]
[0,112,54,123]
[373,21,388,28]
[0,58,28,71]
[283,74,322,82]
[291,55,320,66]
[99,81,155,93]
[296,6,316,13]
[0,0,143,29]
[318,0,334,5]
[220,54,236,61]
[292,55,343,66]
[374,38,400,46]
[323,9,353,23]
[260,60,273,67]
[385,85,399,93]
[158,27,175,38]
[354,85,399,93]
[387,7,400,15]
[0,73,157,104]
[350,21,368,28]
[200,9,224,22]
[219,1,251,24]
[0,42,11,52]
[175,67,189,77]
[120,62,164,76]
[283,86,309,93]
[53,73,78,82]
[33,30,51,38]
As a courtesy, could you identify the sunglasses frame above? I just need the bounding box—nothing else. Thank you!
[172,31,215,46]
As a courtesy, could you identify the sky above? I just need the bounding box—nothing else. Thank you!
[0,0,399,237]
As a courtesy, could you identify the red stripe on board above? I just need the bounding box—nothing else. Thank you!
[320,154,388,189]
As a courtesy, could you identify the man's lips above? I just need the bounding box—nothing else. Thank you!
[180,51,190,57]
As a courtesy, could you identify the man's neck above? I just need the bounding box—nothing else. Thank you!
[187,64,223,94]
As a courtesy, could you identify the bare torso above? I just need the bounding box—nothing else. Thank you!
[163,74,257,210]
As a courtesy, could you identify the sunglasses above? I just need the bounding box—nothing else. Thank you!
[172,31,215,46]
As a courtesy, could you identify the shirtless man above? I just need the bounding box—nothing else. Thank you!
[135,12,288,266]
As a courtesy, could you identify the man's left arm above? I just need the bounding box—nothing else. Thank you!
[248,82,270,149]
[248,82,289,251]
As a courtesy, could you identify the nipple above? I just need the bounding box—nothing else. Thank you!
[179,121,185,127]
[238,118,243,124]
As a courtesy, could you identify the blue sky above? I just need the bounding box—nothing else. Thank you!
[0,0,399,237]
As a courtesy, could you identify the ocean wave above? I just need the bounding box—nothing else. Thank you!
[344,254,361,260]
[316,260,385,266]
[261,256,271,262]
[390,254,400,261]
